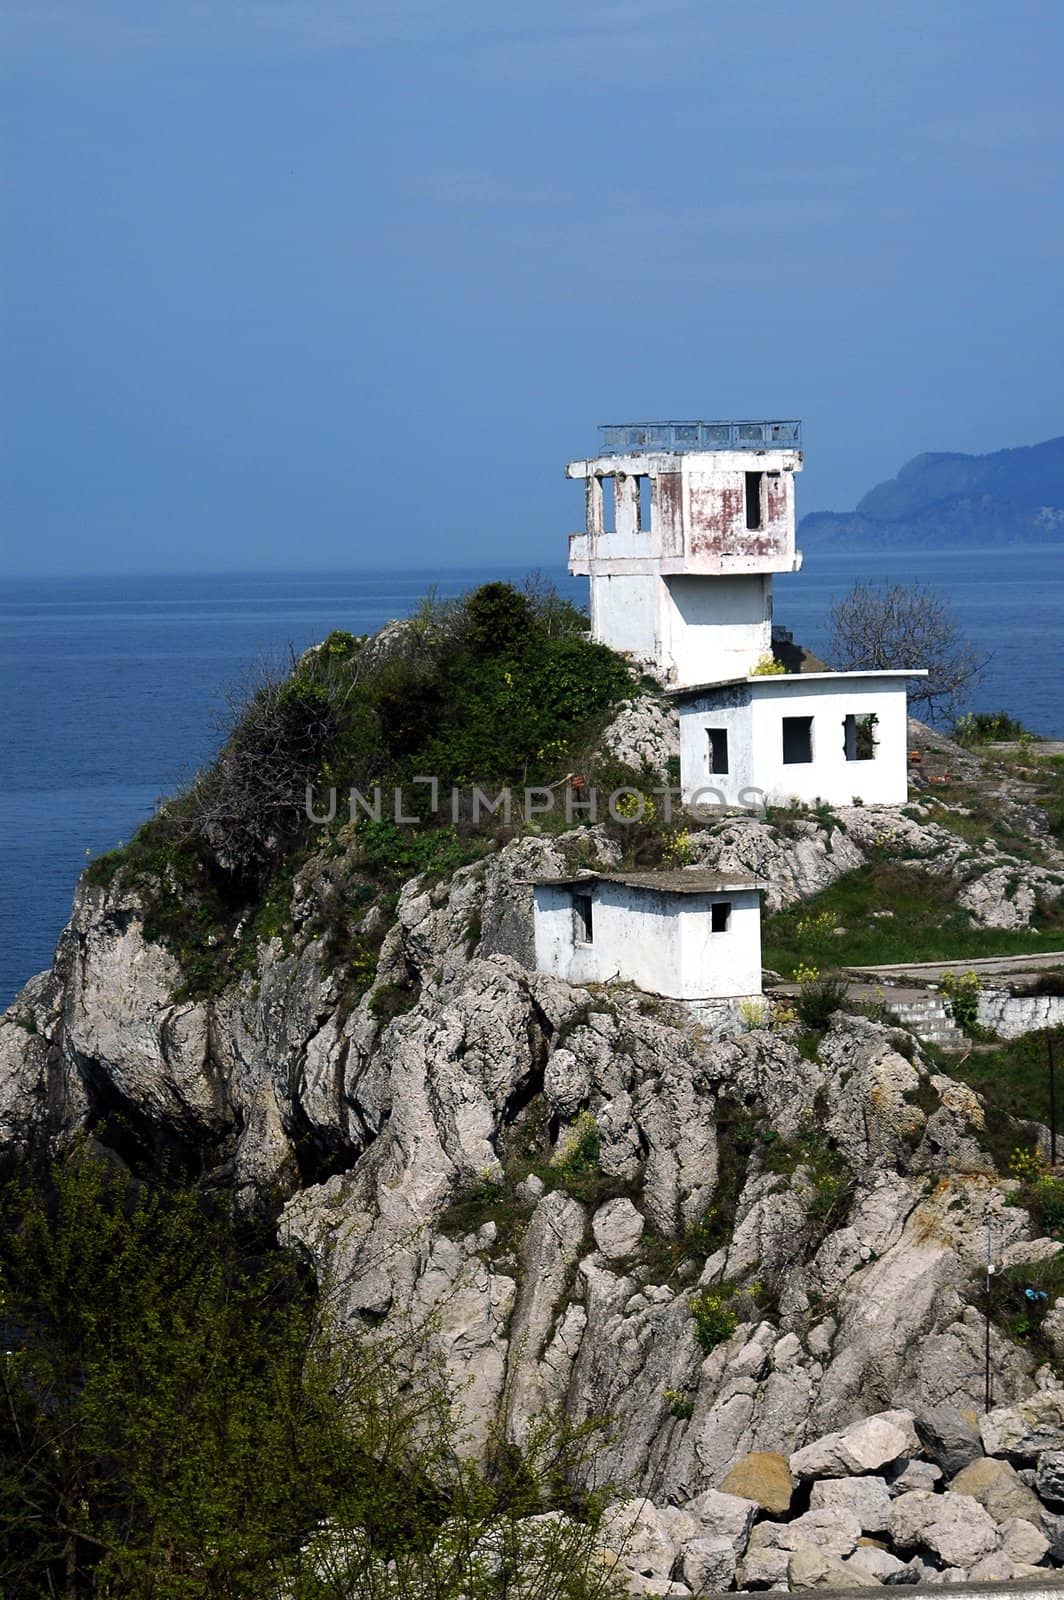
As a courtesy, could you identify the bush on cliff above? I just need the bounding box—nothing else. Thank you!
[86,581,632,998]
[0,1150,623,1599]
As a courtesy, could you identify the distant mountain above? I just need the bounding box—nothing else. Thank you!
[799,435,1064,546]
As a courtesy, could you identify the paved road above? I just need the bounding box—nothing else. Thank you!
[849,952,1064,983]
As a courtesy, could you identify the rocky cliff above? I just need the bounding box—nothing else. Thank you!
[4,665,1064,1591]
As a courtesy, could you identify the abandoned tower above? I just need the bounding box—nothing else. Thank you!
[566,418,924,808]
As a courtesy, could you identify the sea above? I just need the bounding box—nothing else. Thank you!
[2,546,1061,1009]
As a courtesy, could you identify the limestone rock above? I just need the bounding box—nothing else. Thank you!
[999,1513,1050,1564]
[1040,1508,1064,1563]
[592,1198,645,1260]
[966,1551,1028,1581]
[788,1547,867,1589]
[981,1388,1064,1459]
[682,1486,759,1546]
[889,1459,942,1496]
[888,1489,998,1566]
[736,1542,790,1589]
[844,1544,911,1581]
[809,1474,892,1534]
[719,1450,794,1516]
[504,1190,588,1449]
[913,1402,984,1478]
[791,1416,910,1479]
[1035,1448,1064,1507]
[679,1535,737,1593]
[747,1507,861,1559]
[600,693,679,780]
[688,815,864,914]
[949,1454,1044,1525]
[598,1500,677,1580]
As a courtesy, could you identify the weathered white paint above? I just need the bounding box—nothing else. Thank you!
[532,878,762,1001]
[567,446,801,685]
[977,987,1064,1039]
[674,671,923,809]
[663,573,772,684]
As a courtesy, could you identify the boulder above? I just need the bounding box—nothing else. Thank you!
[1036,1448,1064,1507]
[679,1487,757,1550]
[844,1544,911,1581]
[736,1544,790,1588]
[747,1507,861,1559]
[791,1416,910,1479]
[999,1513,1050,1565]
[981,1389,1064,1459]
[888,1459,942,1496]
[719,1450,794,1516]
[888,1490,998,1567]
[1042,1508,1064,1564]
[598,1500,676,1580]
[679,1536,737,1592]
[600,693,679,779]
[788,1547,867,1589]
[809,1475,892,1534]
[591,1197,645,1260]
[913,1403,983,1477]
[949,1454,1044,1525]
[966,1551,1027,1581]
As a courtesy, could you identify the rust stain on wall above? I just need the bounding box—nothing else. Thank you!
[688,479,744,554]
[765,473,789,526]
[656,472,684,555]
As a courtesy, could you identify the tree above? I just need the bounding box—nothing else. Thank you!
[825,581,985,720]
[0,1150,625,1599]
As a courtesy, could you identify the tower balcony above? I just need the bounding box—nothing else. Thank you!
[597,419,801,454]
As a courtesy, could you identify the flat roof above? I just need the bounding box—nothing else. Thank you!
[531,869,763,896]
[668,668,927,701]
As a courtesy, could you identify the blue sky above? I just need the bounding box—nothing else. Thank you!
[2,0,1062,576]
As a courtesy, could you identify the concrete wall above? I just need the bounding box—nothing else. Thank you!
[664,573,772,684]
[977,988,1064,1040]
[678,676,912,808]
[567,448,802,577]
[680,891,762,999]
[533,882,762,1000]
[590,572,661,662]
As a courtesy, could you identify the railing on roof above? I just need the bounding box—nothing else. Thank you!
[598,419,802,453]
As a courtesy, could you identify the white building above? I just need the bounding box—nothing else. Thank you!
[566,419,803,686]
[672,669,927,809]
[566,417,924,809]
[531,869,763,1003]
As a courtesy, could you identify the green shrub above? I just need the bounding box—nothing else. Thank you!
[368,980,420,1023]
[689,1289,738,1351]
[553,1111,601,1183]
[794,970,850,1030]
[953,709,1029,746]
[0,1152,627,1600]
[939,969,981,1032]
[84,580,632,1001]
[662,1388,694,1421]
[462,581,536,656]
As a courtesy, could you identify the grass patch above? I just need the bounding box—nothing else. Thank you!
[763,863,1064,974]
[990,1251,1064,1370]
[939,1028,1064,1131]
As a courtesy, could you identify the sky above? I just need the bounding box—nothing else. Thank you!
[1,0,1062,577]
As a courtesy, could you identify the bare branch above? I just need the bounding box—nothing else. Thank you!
[826,581,987,721]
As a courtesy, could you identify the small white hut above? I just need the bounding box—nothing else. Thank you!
[531,869,763,1004]
[671,669,926,809]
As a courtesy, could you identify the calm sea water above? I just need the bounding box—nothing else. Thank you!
[2,548,1061,1007]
